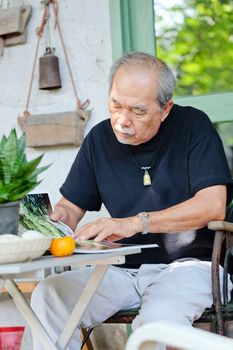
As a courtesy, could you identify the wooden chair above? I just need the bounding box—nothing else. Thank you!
[81,207,233,349]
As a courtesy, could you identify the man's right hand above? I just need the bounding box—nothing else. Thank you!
[49,196,86,232]
[50,206,68,222]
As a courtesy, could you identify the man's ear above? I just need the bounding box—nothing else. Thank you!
[161,100,174,122]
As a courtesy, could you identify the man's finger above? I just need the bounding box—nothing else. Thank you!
[50,211,62,221]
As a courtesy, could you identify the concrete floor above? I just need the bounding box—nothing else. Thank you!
[2,291,233,349]
[0,293,32,349]
[0,293,128,349]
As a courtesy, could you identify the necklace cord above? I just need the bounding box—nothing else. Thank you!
[127,137,161,186]
[127,137,161,172]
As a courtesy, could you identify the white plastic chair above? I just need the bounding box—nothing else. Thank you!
[125,321,233,350]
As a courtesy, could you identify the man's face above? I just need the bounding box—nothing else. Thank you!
[108,66,173,146]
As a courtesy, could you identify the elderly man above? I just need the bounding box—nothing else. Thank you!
[31,52,233,350]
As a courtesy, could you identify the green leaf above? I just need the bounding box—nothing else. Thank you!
[13,132,27,173]
[1,129,18,169]
[155,0,233,96]
[7,182,41,202]
[0,129,50,203]
[0,154,12,184]
[25,164,51,182]
[12,155,43,180]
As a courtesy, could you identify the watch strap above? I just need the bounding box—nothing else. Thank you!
[137,212,149,235]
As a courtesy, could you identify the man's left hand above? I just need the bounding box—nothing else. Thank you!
[72,217,140,242]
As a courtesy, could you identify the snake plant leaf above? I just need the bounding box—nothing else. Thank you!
[0,129,49,203]
[0,180,39,202]
[13,132,26,173]
[13,155,47,182]
[6,182,42,202]
[0,153,11,184]
[0,155,5,182]
[1,129,18,168]
[0,129,20,183]
[0,135,7,148]
[25,165,51,182]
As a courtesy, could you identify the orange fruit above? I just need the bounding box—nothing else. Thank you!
[50,237,76,257]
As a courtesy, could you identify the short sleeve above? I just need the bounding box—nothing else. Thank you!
[189,121,233,196]
[60,135,102,211]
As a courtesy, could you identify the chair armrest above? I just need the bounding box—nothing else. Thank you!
[125,321,233,350]
[208,221,233,233]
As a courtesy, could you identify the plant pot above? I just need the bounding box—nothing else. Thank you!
[0,201,21,235]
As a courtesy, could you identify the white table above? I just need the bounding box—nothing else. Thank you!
[0,248,141,350]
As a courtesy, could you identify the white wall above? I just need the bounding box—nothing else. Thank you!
[0,0,112,223]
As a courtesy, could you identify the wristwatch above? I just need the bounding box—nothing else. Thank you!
[137,212,149,235]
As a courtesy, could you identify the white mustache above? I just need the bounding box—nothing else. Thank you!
[114,125,135,135]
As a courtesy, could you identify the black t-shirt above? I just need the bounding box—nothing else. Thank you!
[60,104,233,267]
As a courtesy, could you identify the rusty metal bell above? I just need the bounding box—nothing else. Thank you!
[39,47,62,90]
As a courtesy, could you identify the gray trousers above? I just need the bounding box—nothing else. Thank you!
[31,259,232,350]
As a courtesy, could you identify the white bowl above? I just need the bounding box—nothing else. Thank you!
[0,236,52,264]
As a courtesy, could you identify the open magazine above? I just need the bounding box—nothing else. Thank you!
[19,192,159,254]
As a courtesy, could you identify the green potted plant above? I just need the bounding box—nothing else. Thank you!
[0,129,49,235]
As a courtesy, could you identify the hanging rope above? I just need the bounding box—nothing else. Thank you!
[51,0,90,111]
[23,2,49,119]
[22,0,90,122]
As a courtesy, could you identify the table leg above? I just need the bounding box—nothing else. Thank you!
[56,264,109,349]
[4,279,58,350]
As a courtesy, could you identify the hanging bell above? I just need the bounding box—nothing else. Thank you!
[39,47,62,90]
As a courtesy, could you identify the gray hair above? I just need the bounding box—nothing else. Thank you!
[109,52,176,109]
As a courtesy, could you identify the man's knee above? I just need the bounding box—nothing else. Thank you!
[132,303,192,330]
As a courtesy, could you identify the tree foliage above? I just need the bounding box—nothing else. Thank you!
[155,0,233,96]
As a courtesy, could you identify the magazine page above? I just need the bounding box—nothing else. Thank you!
[48,218,73,236]
[19,192,159,253]
[19,192,69,237]
[74,240,159,254]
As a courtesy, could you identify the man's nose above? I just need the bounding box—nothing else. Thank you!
[117,108,132,126]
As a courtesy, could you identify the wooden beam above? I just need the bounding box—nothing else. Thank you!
[175,92,233,124]
[109,0,156,61]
